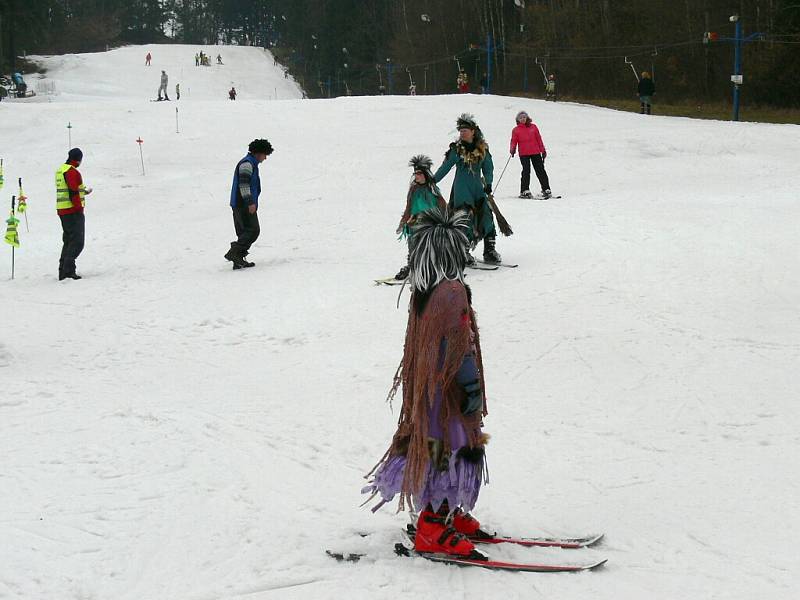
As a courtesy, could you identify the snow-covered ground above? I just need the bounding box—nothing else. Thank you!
[1,44,798,600]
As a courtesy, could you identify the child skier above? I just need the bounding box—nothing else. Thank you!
[363,207,490,560]
[393,155,446,280]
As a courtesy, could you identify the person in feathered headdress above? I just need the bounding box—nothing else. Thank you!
[393,155,447,280]
[432,113,500,264]
[363,207,491,560]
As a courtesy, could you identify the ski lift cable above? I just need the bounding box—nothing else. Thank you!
[511,20,755,52]
[501,40,698,62]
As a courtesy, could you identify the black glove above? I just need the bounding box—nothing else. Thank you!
[484,183,492,194]
[461,379,483,416]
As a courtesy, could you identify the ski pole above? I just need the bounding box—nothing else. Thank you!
[493,154,512,196]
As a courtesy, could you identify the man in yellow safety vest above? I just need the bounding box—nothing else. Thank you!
[55,148,92,280]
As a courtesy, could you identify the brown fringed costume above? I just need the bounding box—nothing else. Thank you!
[363,280,488,513]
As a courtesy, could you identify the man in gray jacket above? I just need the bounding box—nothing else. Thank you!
[157,70,170,100]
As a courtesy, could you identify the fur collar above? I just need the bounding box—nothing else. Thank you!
[452,139,488,166]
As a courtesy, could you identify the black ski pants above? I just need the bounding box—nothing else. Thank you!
[519,154,550,193]
[230,205,260,256]
[59,212,85,276]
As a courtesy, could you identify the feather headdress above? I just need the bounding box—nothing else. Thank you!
[409,154,433,175]
[456,113,477,130]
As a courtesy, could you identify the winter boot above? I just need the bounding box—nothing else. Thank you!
[519,190,533,199]
[224,248,248,269]
[452,508,494,539]
[413,510,487,559]
[646,104,651,115]
[542,189,552,199]
[59,272,82,281]
[640,103,646,114]
[394,265,410,280]
[240,252,255,268]
[465,253,476,267]
[482,235,501,264]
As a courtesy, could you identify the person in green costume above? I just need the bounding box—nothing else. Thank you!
[394,155,447,280]
[432,113,500,264]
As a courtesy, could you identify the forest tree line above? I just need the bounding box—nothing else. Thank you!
[1,0,798,106]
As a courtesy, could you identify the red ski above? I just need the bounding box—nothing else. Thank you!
[407,524,604,549]
[394,543,607,572]
[473,532,604,549]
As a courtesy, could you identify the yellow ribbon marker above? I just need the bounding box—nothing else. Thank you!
[5,210,19,247]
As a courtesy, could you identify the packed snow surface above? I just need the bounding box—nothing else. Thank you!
[1,44,798,600]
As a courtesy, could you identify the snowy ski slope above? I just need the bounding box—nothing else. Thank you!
[0,44,798,600]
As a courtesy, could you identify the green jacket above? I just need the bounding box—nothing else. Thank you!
[397,184,446,235]
[433,141,494,209]
[410,186,443,216]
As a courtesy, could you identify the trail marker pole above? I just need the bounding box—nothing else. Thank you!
[9,195,16,279]
[136,138,145,175]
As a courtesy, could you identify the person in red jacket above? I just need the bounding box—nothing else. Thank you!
[55,148,92,280]
[509,110,551,199]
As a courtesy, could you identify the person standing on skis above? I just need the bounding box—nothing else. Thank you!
[157,70,170,100]
[363,207,491,560]
[509,110,551,199]
[393,155,447,280]
[432,113,499,264]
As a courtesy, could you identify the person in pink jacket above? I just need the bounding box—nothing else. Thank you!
[509,111,551,199]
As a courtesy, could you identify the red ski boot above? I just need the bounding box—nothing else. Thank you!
[452,508,494,540]
[414,510,488,560]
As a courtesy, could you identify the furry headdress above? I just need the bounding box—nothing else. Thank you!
[456,113,484,143]
[408,207,471,294]
[456,113,477,130]
[409,154,433,172]
[409,154,434,179]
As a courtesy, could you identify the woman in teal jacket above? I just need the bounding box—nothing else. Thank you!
[432,113,499,264]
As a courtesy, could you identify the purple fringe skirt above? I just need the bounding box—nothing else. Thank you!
[362,450,487,513]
